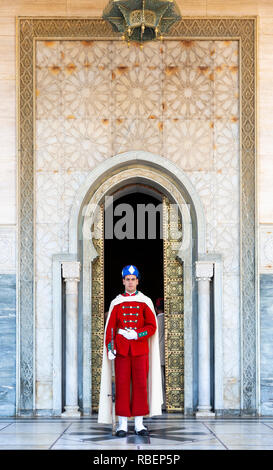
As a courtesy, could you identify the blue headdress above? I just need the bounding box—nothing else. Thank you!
[122,265,139,278]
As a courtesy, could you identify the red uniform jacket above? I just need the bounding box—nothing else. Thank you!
[105,292,157,357]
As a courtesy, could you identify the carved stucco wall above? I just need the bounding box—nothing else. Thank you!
[17,18,256,415]
[35,38,240,412]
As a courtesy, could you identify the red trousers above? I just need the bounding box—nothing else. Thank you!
[115,354,149,417]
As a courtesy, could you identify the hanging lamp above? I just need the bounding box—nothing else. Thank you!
[102,0,181,44]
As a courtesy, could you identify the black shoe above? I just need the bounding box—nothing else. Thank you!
[135,428,149,436]
[115,429,127,437]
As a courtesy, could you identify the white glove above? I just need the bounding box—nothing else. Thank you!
[121,328,138,340]
[108,349,116,360]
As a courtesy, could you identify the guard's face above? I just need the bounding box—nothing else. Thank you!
[123,275,139,293]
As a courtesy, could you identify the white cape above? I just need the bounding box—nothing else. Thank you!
[98,291,163,423]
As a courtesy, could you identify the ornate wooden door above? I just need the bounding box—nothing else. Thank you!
[163,196,184,412]
[91,204,104,412]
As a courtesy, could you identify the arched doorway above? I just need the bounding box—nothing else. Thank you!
[90,183,184,413]
[104,190,164,310]
[75,152,206,416]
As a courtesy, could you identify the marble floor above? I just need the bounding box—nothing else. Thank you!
[0,415,273,450]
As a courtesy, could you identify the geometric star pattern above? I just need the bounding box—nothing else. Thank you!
[51,417,222,448]
[72,426,209,445]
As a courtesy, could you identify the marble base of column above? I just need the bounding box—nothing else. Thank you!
[61,405,81,418]
[196,408,215,418]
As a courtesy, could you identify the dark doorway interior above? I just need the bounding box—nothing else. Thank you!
[104,191,164,311]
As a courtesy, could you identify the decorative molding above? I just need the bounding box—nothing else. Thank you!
[17,17,257,414]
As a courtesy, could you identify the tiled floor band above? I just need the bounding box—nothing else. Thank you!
[0,415,273,449]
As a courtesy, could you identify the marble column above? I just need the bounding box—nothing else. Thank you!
[61,261,81,417]
[195,261,215,417]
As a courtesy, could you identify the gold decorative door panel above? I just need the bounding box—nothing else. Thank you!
[91,205,104,412]
[163,196,184,412]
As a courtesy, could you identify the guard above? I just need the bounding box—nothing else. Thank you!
[98,265,162,436]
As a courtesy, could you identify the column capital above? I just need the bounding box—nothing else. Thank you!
[195,261,214,281]
[62,261,81,281]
